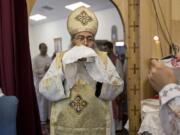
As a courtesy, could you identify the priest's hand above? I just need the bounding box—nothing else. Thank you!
[148,59,177,92]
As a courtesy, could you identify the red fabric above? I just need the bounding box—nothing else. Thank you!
[108,53,117,65]
[171,57,180,67]
[152,95,159,99]
[0,1,42,135]
[112,98,123,120]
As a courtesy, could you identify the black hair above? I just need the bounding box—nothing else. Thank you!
[103,41,113,50]
[39,43,47,50]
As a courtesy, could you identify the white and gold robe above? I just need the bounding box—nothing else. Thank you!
[39,45,124,135]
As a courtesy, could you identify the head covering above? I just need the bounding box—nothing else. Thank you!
[67,6,98,36]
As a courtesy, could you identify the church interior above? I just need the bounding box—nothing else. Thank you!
[1,0,180,135]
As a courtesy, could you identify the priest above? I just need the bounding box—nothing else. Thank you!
[39,6,124,135]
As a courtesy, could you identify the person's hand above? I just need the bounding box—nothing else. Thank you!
[148,59,177,92]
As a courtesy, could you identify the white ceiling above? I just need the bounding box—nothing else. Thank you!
[30,0,115,25]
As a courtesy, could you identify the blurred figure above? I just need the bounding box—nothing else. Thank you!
[101,41,127,132]
[32,43,52,125]
[51,52,56,60]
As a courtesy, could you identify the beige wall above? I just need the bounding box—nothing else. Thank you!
[140,0,172,98]
[172,21,180,47]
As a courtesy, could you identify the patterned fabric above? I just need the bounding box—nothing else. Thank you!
[75,11,93,26]
[159,84,180,135]
[39,47,124,135]
[69,95,88,113]
[67,6,98,35]
[50,81,110,135]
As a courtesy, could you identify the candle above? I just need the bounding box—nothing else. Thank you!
[151,36,162,59]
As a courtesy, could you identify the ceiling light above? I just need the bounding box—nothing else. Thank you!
[115,41,124,46]
[65,2,90,11]
[29,14,47,21]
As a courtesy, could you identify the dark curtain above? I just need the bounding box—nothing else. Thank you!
[0,0,42,135]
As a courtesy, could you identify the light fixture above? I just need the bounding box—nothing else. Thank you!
[153,36,159,41]
[65,2,90,11]
[29,14,47,21]
[115,41,124,46]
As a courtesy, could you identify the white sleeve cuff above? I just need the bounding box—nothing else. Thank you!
[99,81,124,100]
[159,83,180,106]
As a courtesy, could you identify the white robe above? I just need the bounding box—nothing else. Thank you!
[39,45,124,135]
[159,84,180,135]
[32,54,52,122]
[138,99,165,135]
[159,58,180,134]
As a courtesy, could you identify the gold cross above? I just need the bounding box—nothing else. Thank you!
[69,95,88,113]
[130,105,140,116]
[75,11,93,26]
[130,21,139,32]
[129,0,139,7]
[130,85,139,95]
[130,42,139,53]
[130,64,139,74]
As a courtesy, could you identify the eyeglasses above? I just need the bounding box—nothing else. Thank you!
[74,35,95,42]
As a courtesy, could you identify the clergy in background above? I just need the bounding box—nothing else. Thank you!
[39,6,124,135]
[32,43,52,124]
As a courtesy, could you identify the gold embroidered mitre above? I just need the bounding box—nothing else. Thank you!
[67,6,98,36]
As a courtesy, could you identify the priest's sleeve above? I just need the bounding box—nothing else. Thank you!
[39,53,69,101]
[159,83,180,134]
[96,56,124,100]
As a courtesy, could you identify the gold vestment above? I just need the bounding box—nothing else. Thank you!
[50,80,111,135]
